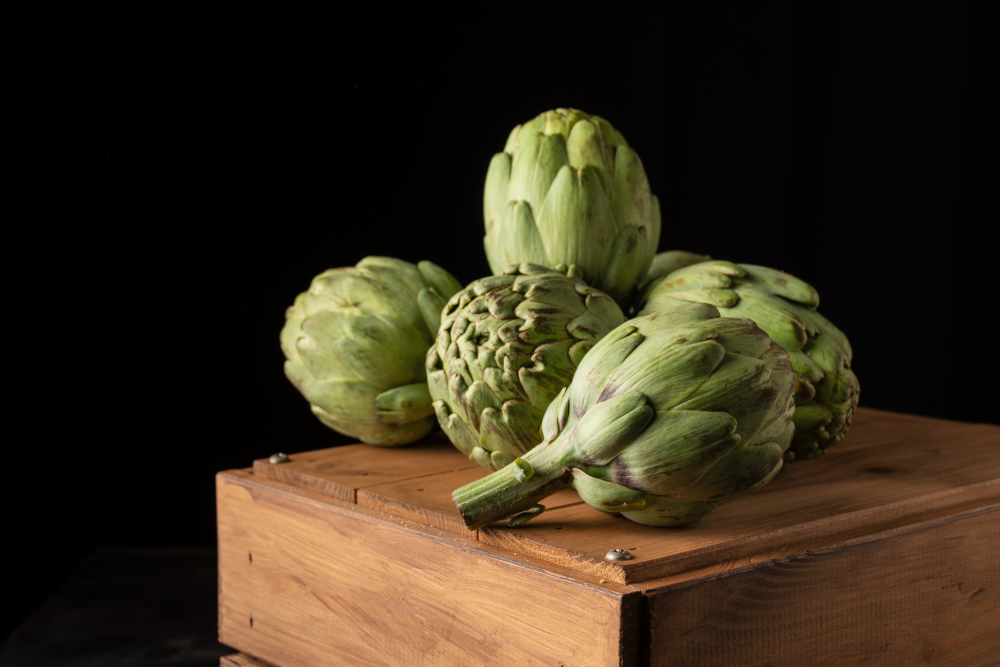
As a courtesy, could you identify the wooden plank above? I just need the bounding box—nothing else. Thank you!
[357,467,582,536]
[647,504,1000,666]
[221,653,279,667]
[828,406,976,453]
[479,414,1000,583]
[252,434,477,503]
[217,469,641,667]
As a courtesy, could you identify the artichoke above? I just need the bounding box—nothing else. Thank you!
[453,303,797,529]
[638,251,859,460]
[281,256,461,446]
[426,263,625,471]
[482,108,660,311]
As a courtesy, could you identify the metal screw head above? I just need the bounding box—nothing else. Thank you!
[605,549,633,561]
[269,452,290,464]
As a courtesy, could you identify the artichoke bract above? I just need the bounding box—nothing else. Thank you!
[482,108,660,311]
[638,252,859,461]
[453,303,797,530]
[281,257,462,446]
[427,263,625,471]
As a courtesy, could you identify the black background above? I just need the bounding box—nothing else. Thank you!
[8,6,996,640]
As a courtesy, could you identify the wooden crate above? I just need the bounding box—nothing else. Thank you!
[217,407,1000,666]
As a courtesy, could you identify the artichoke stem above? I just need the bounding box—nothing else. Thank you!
[453,445,572,530]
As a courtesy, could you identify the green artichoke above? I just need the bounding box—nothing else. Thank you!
[453,303,797,529]
[426,263,626,471]
[281,256,461,446]
[638,251,859,460]
[482,108,660,311]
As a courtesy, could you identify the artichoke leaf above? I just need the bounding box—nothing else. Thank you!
[676,442,784,504]
[612,409,740,494]
[434,400,480,459]
[526,133,570,216]
[599,225,647,309]
[518,340,577,412]
[566,119,615,195]
[483,152,512,270]
[535,165,617,284]
[741,264,819,307]
[507,129,543,205]
[570,325,644,408]
[573,392,653,465]
[571,469,646,512]
[644,251,711,286]
[479,401,546,458]
[418,261,462,302]
[375,383,434,425]
[493,201,548,273]
[417,288,447,339]
[620,495,717,527]
[541,387,569,441]
[728,283,812,350]
[609,339,726,412]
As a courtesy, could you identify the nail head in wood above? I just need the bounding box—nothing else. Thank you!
[269,453,290,464]
[605,549,632,561]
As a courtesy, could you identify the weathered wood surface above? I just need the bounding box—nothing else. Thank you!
[647,504,1000,667]
[252,433,477,503]
[217,469,641,667]
[479,408,1000,582]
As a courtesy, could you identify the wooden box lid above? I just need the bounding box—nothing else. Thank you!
[252,407,1000,585]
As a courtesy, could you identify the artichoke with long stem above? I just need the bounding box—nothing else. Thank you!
[281,256,461,446]
[453,302,796,529]
[637,251,858,460]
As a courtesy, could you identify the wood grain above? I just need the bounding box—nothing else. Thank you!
[252,434,476,503]
[478,416,1000,583]
[357,467,582,536]
[648,504,1000,667]
[221,653,279,667]
[217,469,640,667]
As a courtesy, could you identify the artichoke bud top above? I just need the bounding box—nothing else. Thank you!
[485,108,658,312]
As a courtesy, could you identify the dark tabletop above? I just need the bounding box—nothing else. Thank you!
[1,547,232,667]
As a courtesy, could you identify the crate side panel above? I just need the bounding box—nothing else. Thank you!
[649,506,1000,666]
[217,472,629,667]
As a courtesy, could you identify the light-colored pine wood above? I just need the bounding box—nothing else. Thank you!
[217,469,641,667]
[647,504,1000,667]
[357,467,582,536]
[221,653,279,667]
[477,411,1000,583]
[252,433,476,503]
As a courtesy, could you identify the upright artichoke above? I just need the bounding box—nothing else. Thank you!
[638,251,859,460]
[453,303,797,529]
[482,108,661,310]
[427,263,625,471]
[281,256,461,446]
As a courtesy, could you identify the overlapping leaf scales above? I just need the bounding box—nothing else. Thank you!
[610,338,725,412]
[674,442,784,504]
[741,264,819,307]
[612,410,740,494]
[726,283,811,350]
